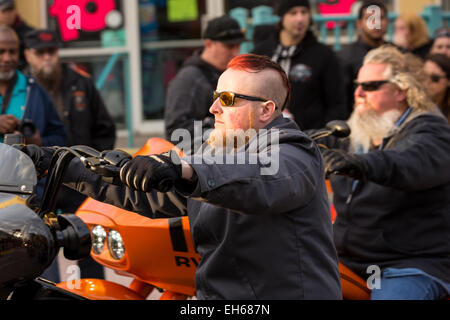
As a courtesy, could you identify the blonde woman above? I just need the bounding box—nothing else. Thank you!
[393,13,432,59]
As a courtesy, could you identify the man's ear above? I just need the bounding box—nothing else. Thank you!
[356,19,362,30]
[395,87,407,104]
[259,100,277,122]
[204,39,214,49]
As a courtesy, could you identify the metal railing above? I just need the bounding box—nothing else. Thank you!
[230,4,450,52]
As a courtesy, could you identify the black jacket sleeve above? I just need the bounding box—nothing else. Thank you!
[362,115,450,191]
[62,157,187,218]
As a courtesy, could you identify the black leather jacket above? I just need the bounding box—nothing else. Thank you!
[326,108,450,283]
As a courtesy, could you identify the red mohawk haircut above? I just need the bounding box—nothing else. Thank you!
[227,54,291,110]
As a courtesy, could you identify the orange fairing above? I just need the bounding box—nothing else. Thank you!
[339,263,371,300]
[56,279,146,300]
[326,179,337,223]
[76,138,199,297]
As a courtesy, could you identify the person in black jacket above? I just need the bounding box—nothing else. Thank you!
[252,0,347,130]
[24,30,116,152]
[0,0,33,71]
[338,1,390,118]
[164,16,245,154]
[320,45,450,300]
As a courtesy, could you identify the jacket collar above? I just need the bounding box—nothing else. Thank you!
[381,105,446,149]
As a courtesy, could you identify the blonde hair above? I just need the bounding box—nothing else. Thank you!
[363,45,434,111]
[397,13,430,49]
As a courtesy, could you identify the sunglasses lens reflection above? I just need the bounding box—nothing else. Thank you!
[220,93,234,106]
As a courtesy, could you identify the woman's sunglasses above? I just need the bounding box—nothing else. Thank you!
[353,80,390,92]
[426,73,447,83]
[213,91,268,107]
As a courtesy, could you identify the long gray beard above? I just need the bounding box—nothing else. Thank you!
[348,108,403,153]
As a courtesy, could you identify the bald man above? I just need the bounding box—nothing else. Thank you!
[0,0,34,71]
[0,25,65,146]
[22,54,342,299]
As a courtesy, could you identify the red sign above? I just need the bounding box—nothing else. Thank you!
[49,0,117,41]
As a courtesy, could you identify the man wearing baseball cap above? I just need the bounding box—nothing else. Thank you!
[24,29,116,152]
[253,0,347,130]
[0,0,33,71]
[164,15,245,153]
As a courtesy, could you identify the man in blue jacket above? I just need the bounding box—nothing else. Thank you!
[321,45,450,300]
[0,25,65,146]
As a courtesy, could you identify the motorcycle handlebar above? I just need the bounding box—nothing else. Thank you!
[40,120,349,197]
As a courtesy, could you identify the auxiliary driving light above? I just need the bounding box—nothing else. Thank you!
[107,229,125,260]
[91,225,106,254]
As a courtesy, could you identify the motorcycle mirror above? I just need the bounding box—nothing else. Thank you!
[56,214,91,261]
[325,120,351,138]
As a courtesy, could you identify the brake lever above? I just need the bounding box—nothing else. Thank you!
[101,149,132,167]
[81,150,131,186]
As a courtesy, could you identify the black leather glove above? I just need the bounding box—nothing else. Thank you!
[13,144,58,177]
[119,151,182,193]
[322,149,370,180]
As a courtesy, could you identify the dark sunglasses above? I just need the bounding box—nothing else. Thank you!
[427,73,446,83]
[213,90,268,107]
[354,80,390,92]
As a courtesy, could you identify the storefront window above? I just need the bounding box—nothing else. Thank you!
[139,0,206,121]
[140,0,207,42]
[141,46,202,120]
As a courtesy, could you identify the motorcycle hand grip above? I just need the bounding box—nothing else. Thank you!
[157,178,174,193]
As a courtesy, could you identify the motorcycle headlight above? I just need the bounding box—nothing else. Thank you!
[91,225,106,255]
[107,229,125,260]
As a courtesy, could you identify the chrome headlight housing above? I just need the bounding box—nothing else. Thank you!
[107,229,125,260]
[91,225,106,254]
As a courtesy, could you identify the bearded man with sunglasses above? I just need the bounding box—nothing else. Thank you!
[318,45,450,300]
[20,53,342,299]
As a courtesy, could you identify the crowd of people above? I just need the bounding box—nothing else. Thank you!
[2,0,450,300]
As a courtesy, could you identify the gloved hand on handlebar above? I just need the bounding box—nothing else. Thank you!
[322,149,370,180]
[13,144,58,177]
[119,151,182,193]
